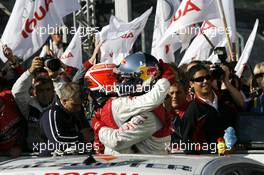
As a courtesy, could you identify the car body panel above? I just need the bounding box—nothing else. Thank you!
[0,154,263,175]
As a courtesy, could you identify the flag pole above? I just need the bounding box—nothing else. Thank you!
[216,0,234,62]
[202,32,215,49]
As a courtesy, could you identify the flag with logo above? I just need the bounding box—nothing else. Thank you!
[60,27,82,70]
[0,0,80,62]
[235,19,259,78]
[151,0,181,63]
[179,19,225,66]
[99,7,152,64]
[206,0,237,63]
[159,0,220,47]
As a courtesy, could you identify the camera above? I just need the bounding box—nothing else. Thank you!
[210,47,228,80]
[214,47,227,64]
[211,64,225,80]
[40,55,61,72]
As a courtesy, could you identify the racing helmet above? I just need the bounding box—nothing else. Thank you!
[84,63,119,107]
[115,52,160,96]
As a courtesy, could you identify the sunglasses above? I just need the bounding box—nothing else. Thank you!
[192,75,211,82]
[255,73,264,79]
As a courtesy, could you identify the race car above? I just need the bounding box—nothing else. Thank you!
[0,153,263,175]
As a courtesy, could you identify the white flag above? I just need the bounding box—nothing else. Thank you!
[160,0,220,47]
[179,25,198,53]
[235,19,259,78]
[151,0,181,63]
[179,19,225,66]
[60,27,82,70]
[0,0,80,62]
[99,7,152,64]
[206,0,237,63]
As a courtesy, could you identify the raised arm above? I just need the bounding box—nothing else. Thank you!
[12,57,43,118]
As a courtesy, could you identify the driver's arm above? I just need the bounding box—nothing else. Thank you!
[99,112,161,151]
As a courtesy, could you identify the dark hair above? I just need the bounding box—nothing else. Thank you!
[190,60,203,64]
[178,63,188,73]
[171,79,189,93]
[187,63,210,82]
[202,60,213,65]
[33,74,53,89]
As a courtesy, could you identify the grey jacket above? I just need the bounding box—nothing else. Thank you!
[12,70,53,150]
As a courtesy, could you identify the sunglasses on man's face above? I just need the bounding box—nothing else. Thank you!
[255,73,264,79]
[192,75,211,82]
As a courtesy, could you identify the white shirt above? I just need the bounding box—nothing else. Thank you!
[198,91,218,110]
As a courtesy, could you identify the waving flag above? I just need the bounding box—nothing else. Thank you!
[151,0,181,63]
[0,0,80,62]
[60,27,82,70]
[179,25,198,53]
[179,19,225,66]
[159,0,220,47]
[205,0,237,63]
[99,7,152,64]
[235,19,259,78]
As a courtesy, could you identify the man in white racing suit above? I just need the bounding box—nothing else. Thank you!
[87,53,176,155]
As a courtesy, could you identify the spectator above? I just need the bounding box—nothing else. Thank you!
[12,57,55,151]
[182,64,238,153]
[47,42,101,99]
[210,63,245,110]
[0,90,25,157]
[0,45,24,90]
[253,61,264,90]
[39,28,65,58]
[246,61,264,112]
[40,82,90,156]
[167,80,190,144]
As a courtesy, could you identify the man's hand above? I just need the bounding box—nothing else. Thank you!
[89,41,104,64]
[220,64,230,84]
[28,57,43,74]
[2,45,16,63]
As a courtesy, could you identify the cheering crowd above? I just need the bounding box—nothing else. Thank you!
[0,29,263,157]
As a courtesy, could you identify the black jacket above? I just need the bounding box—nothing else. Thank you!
[182,96,238,145]
[40,99,85,145]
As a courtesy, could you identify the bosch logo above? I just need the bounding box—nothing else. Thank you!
[45,173,140,175]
